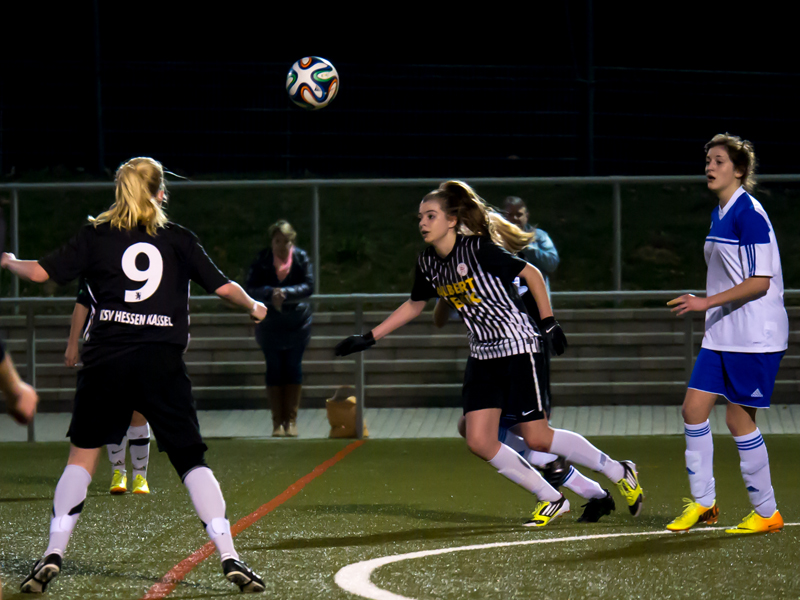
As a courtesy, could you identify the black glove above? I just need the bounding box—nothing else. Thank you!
[540,316,567,356]
[335,331,376,356]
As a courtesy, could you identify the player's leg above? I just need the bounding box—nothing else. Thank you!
[501,421,613,521]
[127,411,151,494]
[465,353,568,526]
[21,446,102,593]
[723,351,784,534]
[516,417,643,516]
[142,345,265,592]
[107,434,128,494]
[668,349,738,531]
[23,362,131,593]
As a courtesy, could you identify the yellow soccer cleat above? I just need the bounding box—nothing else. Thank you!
[615,460,644,516]
[523,496,570,527]
[667,498,719,531]
[132,474,150,494]
[726,510,784,534]
[110,470,127,494]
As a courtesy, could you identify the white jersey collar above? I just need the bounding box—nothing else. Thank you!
[718,186,746,219]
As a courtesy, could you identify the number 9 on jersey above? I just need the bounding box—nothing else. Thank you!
[122,243,164,302]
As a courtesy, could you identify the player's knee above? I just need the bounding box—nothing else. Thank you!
[166,444,208,481]
[466,437,498,461]
[457,416,466,438]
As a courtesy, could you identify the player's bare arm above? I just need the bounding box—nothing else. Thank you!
[0,353,39,424]
[65,304,89,367]
[668,276,770,316]
[215,281,268,323]
[0,253,49,282]
[520,263,553,320]
[372,299,427,341]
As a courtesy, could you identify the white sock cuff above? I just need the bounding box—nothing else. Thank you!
[684,420,711,437]
[733,428,763,447]
[127,424,150,439]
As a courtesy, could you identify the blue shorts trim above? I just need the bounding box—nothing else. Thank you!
[688,348,784,408]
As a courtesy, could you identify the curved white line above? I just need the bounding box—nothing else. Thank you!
[335,523,800,600]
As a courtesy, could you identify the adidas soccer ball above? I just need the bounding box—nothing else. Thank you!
[286,57,339,110]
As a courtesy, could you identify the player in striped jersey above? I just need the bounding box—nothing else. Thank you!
[65,279,152,495]
[336,180,643,526]
[667,134,786,534]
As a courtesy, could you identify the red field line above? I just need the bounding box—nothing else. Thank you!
[141,439,366,600]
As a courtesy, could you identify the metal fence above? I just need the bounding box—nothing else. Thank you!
[3,174,800,299]
[4,289,798,442]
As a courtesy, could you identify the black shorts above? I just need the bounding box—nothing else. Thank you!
[462,351,546,423]
[68,344,207,454]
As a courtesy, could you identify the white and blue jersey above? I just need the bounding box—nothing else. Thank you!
[702,187,788,353]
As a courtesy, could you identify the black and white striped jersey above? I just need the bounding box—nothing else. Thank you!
[411,234,540,359]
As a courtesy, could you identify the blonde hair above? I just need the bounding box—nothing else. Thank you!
[90,157,169,236]
[423,180,534,254]
[705,133,758,193]
[268,220,297,243]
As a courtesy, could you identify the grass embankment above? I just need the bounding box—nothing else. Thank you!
[3,180,800,303]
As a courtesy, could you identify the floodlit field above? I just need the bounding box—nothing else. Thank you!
[2,437,799,599]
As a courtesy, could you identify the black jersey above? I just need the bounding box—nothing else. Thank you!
[411,234,540,359]
[40,222,229,365]
[75,277,96,341]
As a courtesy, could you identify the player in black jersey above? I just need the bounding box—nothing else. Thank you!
[66,279,152,495]
[2,157,267,594]
[336,180,643,526]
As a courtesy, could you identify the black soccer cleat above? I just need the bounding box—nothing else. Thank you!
[541,456,570,489]
[222,558,265,593]
[577,489,616,523]
[20,553,62,593]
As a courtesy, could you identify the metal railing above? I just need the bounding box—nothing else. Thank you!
[4,289,799,442]
[4,174,800,298]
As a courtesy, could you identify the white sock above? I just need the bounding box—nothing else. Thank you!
[184,467,239,561]
[548,429,625,482]
[107,437,127,475]
[562,466,607,500]
[524,450,560,468]
[127,424,150,480]
[487,443,561,502]
[734,429,777,518]
[684,420,715,506]
[45,465,92,558]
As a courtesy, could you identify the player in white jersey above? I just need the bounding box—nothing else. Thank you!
[667,134,787,534]
[336,180,643,527]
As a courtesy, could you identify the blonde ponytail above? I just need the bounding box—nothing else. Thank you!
[424,180,533,253]
[90,157,169,236]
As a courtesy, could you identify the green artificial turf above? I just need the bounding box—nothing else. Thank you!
[1,436,799,599]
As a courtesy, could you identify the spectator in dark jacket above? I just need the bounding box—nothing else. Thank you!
[245,220,313,437]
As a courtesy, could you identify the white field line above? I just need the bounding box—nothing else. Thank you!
[334,523,800,600]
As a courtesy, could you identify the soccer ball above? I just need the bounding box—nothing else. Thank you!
[286,57,339,110]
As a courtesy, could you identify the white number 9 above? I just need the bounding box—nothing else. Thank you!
[122,243,164,302]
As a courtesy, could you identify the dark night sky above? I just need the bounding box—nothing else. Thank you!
[2,2,796,177]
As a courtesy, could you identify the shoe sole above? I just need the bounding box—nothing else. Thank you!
[522,508,571,527]
[21,564,60,593]
[226,571,266,593]
[110,488,127,494]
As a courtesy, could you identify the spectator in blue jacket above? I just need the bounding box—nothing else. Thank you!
[246,220,313,437]
[503,196,559,297]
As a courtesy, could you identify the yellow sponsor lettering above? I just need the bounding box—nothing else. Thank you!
[465,277,476,290]
[446,284,455,295]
